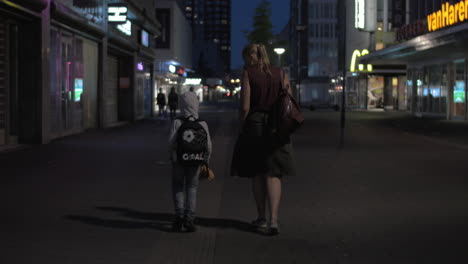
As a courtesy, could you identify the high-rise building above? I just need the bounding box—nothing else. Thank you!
[290,0,339,107]
[185,0,231,75]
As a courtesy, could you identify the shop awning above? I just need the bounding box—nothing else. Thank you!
[51,1,106,37]
[359,22,468,65]
[1,0,48,12]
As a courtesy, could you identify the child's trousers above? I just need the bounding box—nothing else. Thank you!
[171,163,200,220]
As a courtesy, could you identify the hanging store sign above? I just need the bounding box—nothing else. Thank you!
[137,62,144,71]
[427,1,468,32]
[141,30,149,47]
[354,0,376,31]
[350,49,373,72]
[108,4,128,23]
[117,20,132,36]
[355,0,365,29]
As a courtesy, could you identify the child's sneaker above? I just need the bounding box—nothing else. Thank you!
[251,218,267,229]
[171,216,184,232]
[184,218,197,232]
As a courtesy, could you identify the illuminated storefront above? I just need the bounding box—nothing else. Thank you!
[106,2,160,123]
[361,1,468,120]
[0,0,160,145]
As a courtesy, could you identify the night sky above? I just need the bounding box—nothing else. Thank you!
[231,0,290,70]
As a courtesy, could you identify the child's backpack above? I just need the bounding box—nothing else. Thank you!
[176,116,208,166]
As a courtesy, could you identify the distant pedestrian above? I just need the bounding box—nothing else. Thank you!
[168,87,178,120]
[157,88,166,117]
[189,86,200,101]
[231,44,296,236]
[168,92,212,232]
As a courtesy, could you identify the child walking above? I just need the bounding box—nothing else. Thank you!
[168,91,212,232]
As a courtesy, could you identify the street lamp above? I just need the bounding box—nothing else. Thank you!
[274,48,286,67]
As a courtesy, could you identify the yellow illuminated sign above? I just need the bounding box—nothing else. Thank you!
[427,1,468,32]
[350,49,373,72]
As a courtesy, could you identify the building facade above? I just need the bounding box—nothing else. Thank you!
[289,0,339,107]
[155,0,197,101]
[361,0,468,120]
[184,0,230,75]
[0,0,160,146]
[335,0,407,111]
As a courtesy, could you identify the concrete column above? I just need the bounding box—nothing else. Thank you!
[406,0,410,24]
[383,0,389,31]
[98,37,108,128]
[98,1,108,128]
[411,74,418,113]
[40,2,51,144]
[151,62,156,117]
[131,51,138,122]
[447,63,454,120]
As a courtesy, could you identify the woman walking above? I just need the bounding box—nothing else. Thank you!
[231,44,295,236]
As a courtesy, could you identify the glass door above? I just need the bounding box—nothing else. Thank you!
[50,30,76,138]
[60,34,74,132]
[452,60,466,120]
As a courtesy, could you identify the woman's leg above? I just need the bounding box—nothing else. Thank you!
[266,176,282,225]
[252,174,267,220]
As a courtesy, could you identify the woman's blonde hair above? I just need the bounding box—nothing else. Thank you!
[242,44,271,76]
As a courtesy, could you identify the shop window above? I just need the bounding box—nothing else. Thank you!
[453,60,466,118]
[428,65,442,114]
[420,70,428,112]
[406,70,413,111]
[441,66,448,115]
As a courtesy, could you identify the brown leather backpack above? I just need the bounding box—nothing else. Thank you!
[269,70,304,139]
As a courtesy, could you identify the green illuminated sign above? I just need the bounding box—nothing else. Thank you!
[75,78,84,102]
[454,81,465,103]
[454,91,465,103]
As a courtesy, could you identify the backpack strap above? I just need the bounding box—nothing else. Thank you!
[177,115,202,122]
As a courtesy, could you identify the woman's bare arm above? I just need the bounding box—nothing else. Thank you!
[283,70,293,95]
[239,69,250,124]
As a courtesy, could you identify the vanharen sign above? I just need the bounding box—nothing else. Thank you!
[427,1,468,32]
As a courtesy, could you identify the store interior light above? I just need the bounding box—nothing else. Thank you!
[184,78,202,85]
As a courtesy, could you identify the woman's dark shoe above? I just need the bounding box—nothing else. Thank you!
[184,218,197,232]
[268,222,280,236]
[171,217,184,232]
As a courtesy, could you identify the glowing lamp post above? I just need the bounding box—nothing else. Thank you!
[274,48,286,67]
